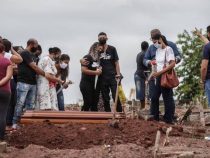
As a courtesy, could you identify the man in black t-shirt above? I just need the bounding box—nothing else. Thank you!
[12,38,45,129]
[98,32,122,112]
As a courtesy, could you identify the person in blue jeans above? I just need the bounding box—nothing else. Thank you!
[12,39,45,129]
[134,41,149,108]
[144,29,181,121]
[201,25,210,108]
[55,54,70,111]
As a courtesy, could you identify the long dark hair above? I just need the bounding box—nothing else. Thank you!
[153,34,168,46]
[59,54,70,81]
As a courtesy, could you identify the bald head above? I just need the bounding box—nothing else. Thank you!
[27,38,38,53]
[27,38,38,46]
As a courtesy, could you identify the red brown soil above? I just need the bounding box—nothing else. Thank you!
[6,119,188,150]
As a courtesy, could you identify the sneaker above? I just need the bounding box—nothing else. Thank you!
[12,124,20,130]
[6,126,13,132]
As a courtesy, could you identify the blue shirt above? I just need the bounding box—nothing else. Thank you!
[144,41,181,67]
[202,42,210,79]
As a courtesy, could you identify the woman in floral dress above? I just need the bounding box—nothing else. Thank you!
[36,47,63,110]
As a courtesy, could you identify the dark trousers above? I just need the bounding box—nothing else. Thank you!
[56,85,65,111]
[6,79,17,126]
[0,90,11,140]
[150,77,175,123]
[57,90,64,111]
[80,80,98,111]
[100,78,122,112]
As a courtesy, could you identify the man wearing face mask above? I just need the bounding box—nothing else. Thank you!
[97,32,122,112]
[144,29,181,67]
[12,39,45,129]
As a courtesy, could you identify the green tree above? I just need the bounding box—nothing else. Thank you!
[175,30,204,101]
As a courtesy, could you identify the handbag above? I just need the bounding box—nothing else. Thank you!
[161,48,179,88]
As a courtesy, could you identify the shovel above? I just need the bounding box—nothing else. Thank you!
[108,76,122,128]
[56,80,73,95]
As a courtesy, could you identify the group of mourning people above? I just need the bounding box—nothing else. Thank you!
[0,26,210,141]
[134,26,210,124]
[0,37,70,140]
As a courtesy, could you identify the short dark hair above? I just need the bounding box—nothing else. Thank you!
[49,47,61,54]
[0,43,5,53]
[98,32,107,36]
[207,25,210,33]
[141,41,149,51]
[3,39,11,52]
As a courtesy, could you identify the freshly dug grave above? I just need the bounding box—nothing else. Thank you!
[2,144,152,158]
[6,119,191,150]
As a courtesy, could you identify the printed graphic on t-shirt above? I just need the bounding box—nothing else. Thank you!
[92,62,99,68]
[100,52,111,60]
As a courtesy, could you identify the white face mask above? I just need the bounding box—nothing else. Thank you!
[154,42,161,49]
[60,62,68,69]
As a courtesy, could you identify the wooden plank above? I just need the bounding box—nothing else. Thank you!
[154,130,161,158]
[163,127,172,146]
[20,111,126,124]
[21,118,110,124]
[22,111,125,119]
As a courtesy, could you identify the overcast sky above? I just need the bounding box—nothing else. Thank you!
[1,0,209,103]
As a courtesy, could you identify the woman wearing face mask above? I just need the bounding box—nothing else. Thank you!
[55,54,70,111]
[36,47,64,110]
[150,34,176,124]
[80,42,102,111]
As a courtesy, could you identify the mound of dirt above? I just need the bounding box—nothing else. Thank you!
[7,119,186,150]
[2,144,152,158]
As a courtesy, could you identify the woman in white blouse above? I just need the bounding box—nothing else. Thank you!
[150,34,176,124]
[36,47,63,110]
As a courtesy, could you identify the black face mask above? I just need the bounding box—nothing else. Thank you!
[98,39,107,45]
[31,47,37,53]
